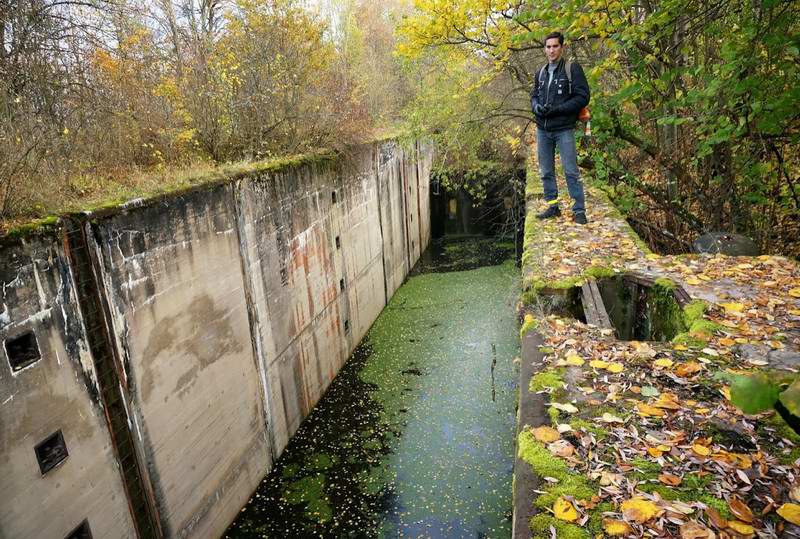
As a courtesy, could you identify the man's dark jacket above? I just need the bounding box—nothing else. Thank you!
[531,58,590,132]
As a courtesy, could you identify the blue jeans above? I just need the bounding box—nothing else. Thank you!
[537,128,585,214]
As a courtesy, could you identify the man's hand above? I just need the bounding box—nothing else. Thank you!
[546,104,563,116]
[534,103,550,116]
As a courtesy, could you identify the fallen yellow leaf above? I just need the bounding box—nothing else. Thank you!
[603,519,632,536]
[648,447,664,458]
[621,497,662,523]
[524,313,535,324]
[777,503,800,525]
[654,358,674,369]
[565,354,585,366]
[637,403,666,417]
[720,302,745,313]
[553,496,578,522]
[606,362,624,373]
[726,520,754,535]
[675,361,702,377]
[692,443,712,457]
[589,359,609,369]
[789,288,800,298]
[718,337,736,347]
[654,393,681,410]
[532,425,561,443]
[685,277,702,285]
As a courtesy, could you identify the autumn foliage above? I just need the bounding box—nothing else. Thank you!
[0,0,410,223]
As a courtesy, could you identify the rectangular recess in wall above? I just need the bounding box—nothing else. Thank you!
[65,520,92,539]
[332,191,338,204]
[335,236,341,249]
[340,278,346,292]
[35,429,68,475]
[344,319,350,333]
[5,331,41,372]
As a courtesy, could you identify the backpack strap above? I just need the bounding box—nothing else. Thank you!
[538,64,547,85]
[565,60,573,94]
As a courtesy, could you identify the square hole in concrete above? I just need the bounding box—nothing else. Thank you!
[5,331,41,372]
[340,278,346,292]
[596,275,686,341]
[35,430,68,475]
[65,520,92,539]
[536,286,587,323]
[335,236,341,249]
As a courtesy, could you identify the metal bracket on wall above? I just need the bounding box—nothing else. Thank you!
[63,220,162,539]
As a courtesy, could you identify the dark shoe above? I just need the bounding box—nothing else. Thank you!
[573,212,588,225]
[536,205,561,220]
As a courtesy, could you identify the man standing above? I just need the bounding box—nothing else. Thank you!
[531,31,591,224]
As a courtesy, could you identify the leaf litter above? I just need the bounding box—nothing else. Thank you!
[521,188,800,538]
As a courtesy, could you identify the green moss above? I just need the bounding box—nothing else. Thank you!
[530,514,589,539]
[758,412,800,464]
[683,300,708,325]
[587,502,615,535]
[649,278,686,341]
[547,405,561,425]
[672,331,707,348]
[654,277,677,290]
[5,215,60,239]
[630,457,661,479]
[520,316,539,338]
[519,429,597,507]
[637,481,731,519]
[569,418,608,440]
[529,370,565,393]
[584,265,617,279]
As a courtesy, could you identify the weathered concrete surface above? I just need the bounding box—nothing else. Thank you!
[92,183,271,539]
[0,138,432,539]
[0,235,137,539]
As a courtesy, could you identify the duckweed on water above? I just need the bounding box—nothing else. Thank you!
[226,238,520,538]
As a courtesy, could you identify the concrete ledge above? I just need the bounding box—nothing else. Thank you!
[512,328,547,539]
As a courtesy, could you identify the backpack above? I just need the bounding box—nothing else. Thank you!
[539,60,591,122]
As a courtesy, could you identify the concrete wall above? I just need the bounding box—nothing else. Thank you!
[0,139,433,539]
[0,235,137,539]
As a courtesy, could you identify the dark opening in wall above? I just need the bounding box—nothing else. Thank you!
[596,275,687,341]
[65,520,92,539]
[344,319,350,333]
[332,191,338,204]
[536,287,587,323]
[5,331,41,372]
[335,236,341,249]
[35,430,68,475]
[340,278,346,292]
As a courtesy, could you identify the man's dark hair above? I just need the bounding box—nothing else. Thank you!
[544,31,564,45]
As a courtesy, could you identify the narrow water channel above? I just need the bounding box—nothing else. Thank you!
[226,237,520,538]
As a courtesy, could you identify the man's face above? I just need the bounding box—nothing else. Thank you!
[545,38,563,63]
